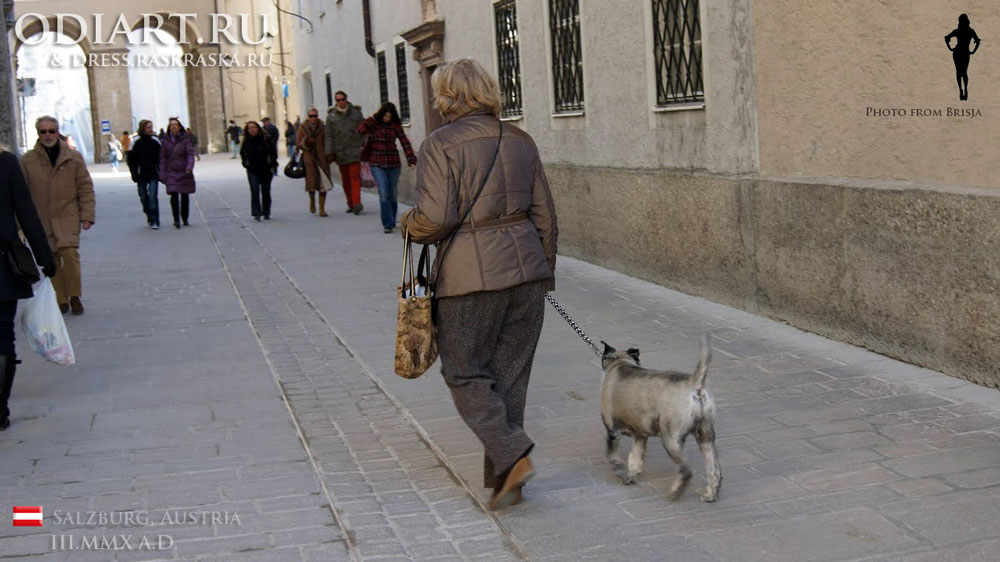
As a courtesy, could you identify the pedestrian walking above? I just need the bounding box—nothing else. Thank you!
[239,121,278,221]
[285,120,297,159]
[0,143,58,430]
[126,119,162,229]
[120,130,132,153]
[295,107,332,216]
[158,129,166,140]
[159,117,197,229]
[324,91,366,214]
[21,115,96,316]
[186,128,201,161]
[401,58,558,510]
[226,120,241,159]
[106,133,123,173]
[261,117,280,176]
[358,102,417,233]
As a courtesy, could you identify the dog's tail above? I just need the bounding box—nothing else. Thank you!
[693,334,712,393]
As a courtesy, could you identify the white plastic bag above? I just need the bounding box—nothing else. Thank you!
[20,278,76,365]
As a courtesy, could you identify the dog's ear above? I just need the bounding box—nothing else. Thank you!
[626,348,641,363]
[601,340,616,356]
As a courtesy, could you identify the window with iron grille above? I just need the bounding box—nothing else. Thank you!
[494,0,522,118]
[325,71,332,107]
[652,0,704,106]
[376,51,389,105]
[395,43,410,123]
[548,0,584,113]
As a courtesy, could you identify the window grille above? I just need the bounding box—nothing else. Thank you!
[494,0,523,118]
[652,0,704,106]
[395,43,410,123]
[548,0,584,113]
[325,72,332,107]
[376,51,388,105]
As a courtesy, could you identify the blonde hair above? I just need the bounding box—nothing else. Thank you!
[431,58,501,121]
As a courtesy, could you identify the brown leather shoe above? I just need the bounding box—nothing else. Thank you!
[69,297,84,315]
[489,457,533,510]
[59,303,69,314]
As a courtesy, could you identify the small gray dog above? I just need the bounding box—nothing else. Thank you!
[600,335,721,502]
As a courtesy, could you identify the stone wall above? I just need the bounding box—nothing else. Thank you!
[548,165,1000,388]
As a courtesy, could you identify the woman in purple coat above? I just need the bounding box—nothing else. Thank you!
[159,117,197,228]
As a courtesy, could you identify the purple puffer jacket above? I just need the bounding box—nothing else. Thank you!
[159,132,196,194]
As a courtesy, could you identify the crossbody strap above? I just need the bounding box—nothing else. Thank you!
[430,120,503,286]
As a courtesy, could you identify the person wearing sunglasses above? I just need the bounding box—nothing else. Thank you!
[324,91,366,215]
[295,107,332,215]
[20,115,95,316]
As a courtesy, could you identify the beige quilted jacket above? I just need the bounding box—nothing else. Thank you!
[402,112,557,298]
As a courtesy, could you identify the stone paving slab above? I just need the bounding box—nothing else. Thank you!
[3,156,999,561]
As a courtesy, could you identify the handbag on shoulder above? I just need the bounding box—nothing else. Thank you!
[393,121,504,380]
[394,234,437,379]
[2,239,41,285]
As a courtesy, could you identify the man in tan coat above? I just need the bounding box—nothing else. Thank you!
[21,116,96,315]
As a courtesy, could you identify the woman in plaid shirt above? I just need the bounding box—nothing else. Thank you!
[358,102,417,233]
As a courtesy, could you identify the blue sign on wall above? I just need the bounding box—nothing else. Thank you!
[100,120,111,133]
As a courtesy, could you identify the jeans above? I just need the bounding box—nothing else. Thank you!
[371,166,401,229]
[137,180,159,225]
[109,153,119,172]
[170,193,190,224]
[230,140,239,158]
[286,144,295,158]
[247,171,273,217]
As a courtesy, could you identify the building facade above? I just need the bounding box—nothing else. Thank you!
[259,1,1000,386]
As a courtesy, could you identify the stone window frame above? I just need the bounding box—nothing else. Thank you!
[545,0,586,116]
[394,41,411,124]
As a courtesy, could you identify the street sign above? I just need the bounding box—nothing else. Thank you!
[100,120,111,133]
[282,83,289,99]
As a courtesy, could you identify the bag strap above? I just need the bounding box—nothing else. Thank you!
[429,120,504,287]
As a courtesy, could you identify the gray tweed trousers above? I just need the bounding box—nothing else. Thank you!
[436,280,545,488]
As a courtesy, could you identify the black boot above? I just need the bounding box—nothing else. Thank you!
[0,354,17,430]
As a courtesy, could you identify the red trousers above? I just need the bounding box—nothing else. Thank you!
[338,162,361,209]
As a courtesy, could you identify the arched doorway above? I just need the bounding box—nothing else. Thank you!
[265,78,277,122]
[15,33,95,159]
[126,29,190,135]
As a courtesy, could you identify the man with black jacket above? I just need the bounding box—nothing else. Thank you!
[127,119,162,229]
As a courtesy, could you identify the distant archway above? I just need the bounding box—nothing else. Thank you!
[12,19,98,159]
[265,78,277,122]
[126,29,190,134]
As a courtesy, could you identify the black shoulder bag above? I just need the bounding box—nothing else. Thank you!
[2,239,40,286]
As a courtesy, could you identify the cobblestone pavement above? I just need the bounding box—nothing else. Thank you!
[2,155,999,561]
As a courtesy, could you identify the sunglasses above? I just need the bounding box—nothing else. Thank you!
[308,114,318,118]
[335,98,346,102]
[37,129,58,134]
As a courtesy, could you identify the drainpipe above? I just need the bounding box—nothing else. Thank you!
[363,0,375,57]
[215,0,228,139]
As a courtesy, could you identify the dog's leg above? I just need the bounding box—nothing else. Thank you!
[661,433,692,500]
[623,437,647,485]
[696,419,722,502]
[605,423,625,471]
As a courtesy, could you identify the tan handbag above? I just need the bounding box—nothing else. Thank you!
[394,234,438,379]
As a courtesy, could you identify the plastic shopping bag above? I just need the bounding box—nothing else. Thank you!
[20,278,76,365]
[360,162,376,188]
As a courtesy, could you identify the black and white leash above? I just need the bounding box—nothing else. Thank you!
[545,293,601,357]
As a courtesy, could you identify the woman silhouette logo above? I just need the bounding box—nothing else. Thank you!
[944,14,982,101]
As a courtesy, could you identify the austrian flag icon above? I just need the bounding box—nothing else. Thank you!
[12,506,43,526]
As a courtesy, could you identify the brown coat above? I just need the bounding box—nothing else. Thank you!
[21,139,96,250]
[402,113,557,298]
[296,120,330,193]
